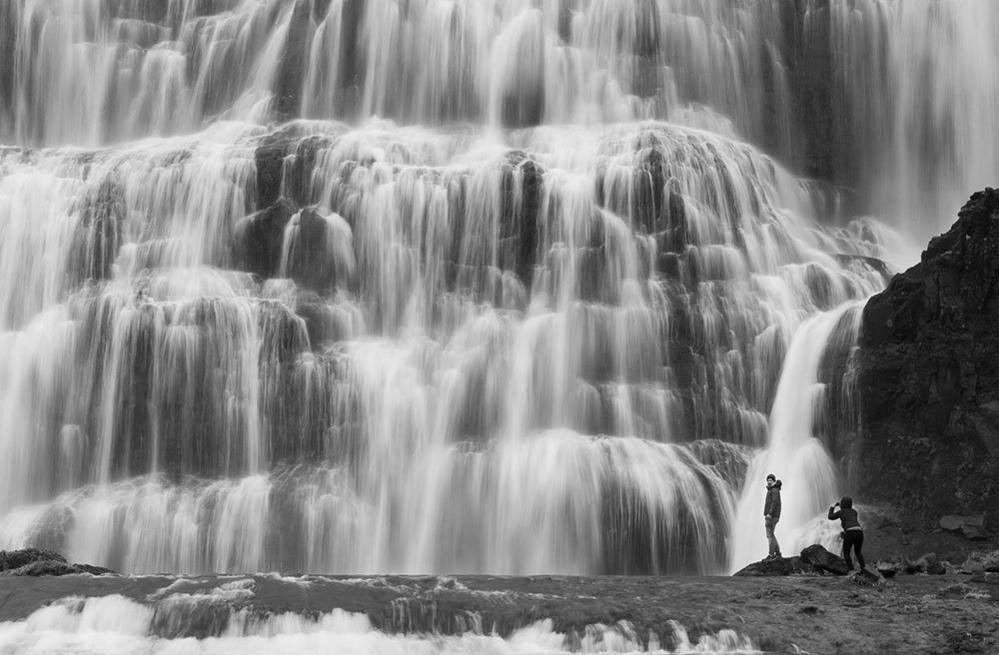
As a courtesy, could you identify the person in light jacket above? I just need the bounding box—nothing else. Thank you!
[828,496,866,571]
[764,473,782,559]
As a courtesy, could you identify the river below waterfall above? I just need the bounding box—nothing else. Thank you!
[1,572,997,654]
[0,0,997,583]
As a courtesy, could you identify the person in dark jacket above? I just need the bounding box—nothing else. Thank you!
[828,496,865,570]
[763,473,782,559]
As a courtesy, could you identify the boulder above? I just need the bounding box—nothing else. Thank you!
[905,553,947,575]
[0,548,66,572]
[849,569,885,587]
[875,560,900,578]
[0,549,115,577]
[733,556,818,577]
[1,560,76,577]
[234,198,296,279]
[0,560,116,577]
[800,544,850,575]
[959,550,999,574]
[71,563,117,576]
[858,189,999,543]
[939,514,989,540]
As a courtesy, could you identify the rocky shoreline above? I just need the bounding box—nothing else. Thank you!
[0,549,996,654]
[0,569,995,653]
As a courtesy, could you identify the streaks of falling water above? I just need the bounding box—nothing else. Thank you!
[0,1,995,237]
[0,118,889,574]
[729,303,864,571]
[0,0,983,575]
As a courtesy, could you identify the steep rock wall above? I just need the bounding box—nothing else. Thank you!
[859,189,999,535]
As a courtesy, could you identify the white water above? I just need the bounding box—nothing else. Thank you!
[0,593,760,655]
[729,304,863,570]
[0,0,992,576]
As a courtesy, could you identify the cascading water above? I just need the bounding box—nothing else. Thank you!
[0,0,994,576]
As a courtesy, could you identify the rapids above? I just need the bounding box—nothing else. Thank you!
[0,0,994,576]
[0,588,761,655]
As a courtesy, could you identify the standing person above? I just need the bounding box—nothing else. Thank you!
[828,496,865,571]
[764,473,782,559]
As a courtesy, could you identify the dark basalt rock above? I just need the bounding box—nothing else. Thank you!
[234,198,296,279]
[800,544,850,575]
[2,560,77,577]
[282,207,339,292]
[0,549,115,576]
[733,556,819,577]
[858,188,999,541]
[0,548,66,572]
[255,139,291,209]
[500,152,544,287]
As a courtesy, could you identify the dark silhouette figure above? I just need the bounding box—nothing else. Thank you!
[764,473,782,559]
[829,496,865,570]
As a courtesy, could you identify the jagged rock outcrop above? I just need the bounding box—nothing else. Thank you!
[0,549,115,576]
[859,188,999,538]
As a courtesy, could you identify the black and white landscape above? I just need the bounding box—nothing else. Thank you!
[0,1,997,653]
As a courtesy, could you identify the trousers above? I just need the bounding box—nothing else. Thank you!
[765,516,780,557]
[842,529,865,570]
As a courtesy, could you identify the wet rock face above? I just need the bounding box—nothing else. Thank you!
[0,548,66,572]
[859,188,999,534]
[0,549,115,577]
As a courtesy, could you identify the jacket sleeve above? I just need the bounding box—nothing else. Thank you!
[828,507,840,520]
[764,491,772,516]
[774,493,781,519]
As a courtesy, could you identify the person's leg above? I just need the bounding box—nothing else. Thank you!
[855,532,866,570]
[842,533,854,570]
[765,517,779,557]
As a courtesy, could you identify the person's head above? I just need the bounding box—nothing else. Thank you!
[840,496,853,509]
[766,473,776,486]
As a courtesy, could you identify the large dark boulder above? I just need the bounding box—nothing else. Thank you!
[733,556,818,577]
[0,548,66,572]
[0,549,115,576]
[858,189,999,539]
[800,544,850,575]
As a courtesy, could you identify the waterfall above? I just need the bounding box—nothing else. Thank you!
[0,0,991,575]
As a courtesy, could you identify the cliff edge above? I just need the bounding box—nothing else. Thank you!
[859,189,999,543]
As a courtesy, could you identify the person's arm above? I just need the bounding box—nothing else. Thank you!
[774,493,781,519]
[828,505,840,520]
[764,491,773,518]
